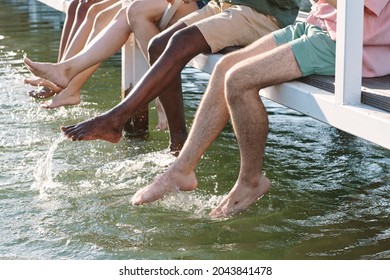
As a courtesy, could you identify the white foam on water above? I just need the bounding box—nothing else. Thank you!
[94,149,224,218]
[156,189,224,219]
[95,150,176,186]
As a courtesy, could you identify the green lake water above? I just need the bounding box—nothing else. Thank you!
[0,0,389,260]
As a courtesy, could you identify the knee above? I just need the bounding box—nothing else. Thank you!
[224,65,254,104]
[214,55,235,78]
[148,33,170,63]
[224,69,240,104]
[213,55,248,102]
[126,0,144,26]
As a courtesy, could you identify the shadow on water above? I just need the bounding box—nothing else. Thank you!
[0,0,389,260]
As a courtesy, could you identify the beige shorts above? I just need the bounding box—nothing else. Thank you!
[179,1,280,53]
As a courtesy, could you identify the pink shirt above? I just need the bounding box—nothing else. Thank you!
[306,0,390,77]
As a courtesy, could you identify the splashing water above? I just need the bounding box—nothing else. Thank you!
[32,135,64,196]
[1,0,390,260]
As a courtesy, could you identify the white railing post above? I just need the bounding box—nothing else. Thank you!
[334,0,364,105]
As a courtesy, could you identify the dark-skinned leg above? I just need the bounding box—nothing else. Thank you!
[61,24,211,143]
[148,23,211,152]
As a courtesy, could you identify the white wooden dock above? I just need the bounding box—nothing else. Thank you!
[36,0,390,150]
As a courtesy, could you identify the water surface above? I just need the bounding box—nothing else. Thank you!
[0,0,389,260]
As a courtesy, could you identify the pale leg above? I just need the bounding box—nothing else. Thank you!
[25,0,97,98]
[23,5,135,89]
[211,43,303,217]
[42,1,123,108]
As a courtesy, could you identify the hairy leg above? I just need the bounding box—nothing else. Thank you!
[131,34,301,215]
[132,43,235,205]
[131,71,229,204]
[210,39,303,217]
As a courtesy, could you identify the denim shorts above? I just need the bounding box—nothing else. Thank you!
[273,22,336,76]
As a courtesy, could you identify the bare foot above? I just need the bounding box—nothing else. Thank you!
[24,77,63,94]
[131,166,198,205]
[41,88,81,109]
[210,174,271,218]
[23,57,71,89]
[28,87,56,99]
[60,113,123,142]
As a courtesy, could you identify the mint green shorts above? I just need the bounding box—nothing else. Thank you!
[272,22,336,76]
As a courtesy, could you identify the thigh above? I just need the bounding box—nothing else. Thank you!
[127,0,167,22]
[179,1,221,27]
[187,5,280,53]
[287,23,336,76]
[228,43,303,90]
[171,1,199,24]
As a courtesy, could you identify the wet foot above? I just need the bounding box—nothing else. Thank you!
[24,77,62,94]
[60,113,123,142]
[28,87,56,99]
[41,88,81,109]
[210,174,271,218]
[23,57,71,89]
[131,166,197,205]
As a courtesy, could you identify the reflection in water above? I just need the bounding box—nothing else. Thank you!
[0,0,389,260]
